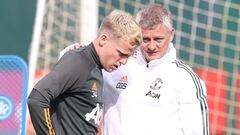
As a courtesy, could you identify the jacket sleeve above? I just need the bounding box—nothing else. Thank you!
[178,74,210,135]
[28,89,54,135]
[28,54,83,135]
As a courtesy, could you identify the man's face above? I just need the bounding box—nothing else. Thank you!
[140,24,174,62]
[100,38,137,72]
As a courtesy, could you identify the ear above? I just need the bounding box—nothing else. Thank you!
[99,34,108,47]
[169,29,175,42]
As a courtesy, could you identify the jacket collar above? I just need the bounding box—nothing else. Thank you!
[87,42,103,69]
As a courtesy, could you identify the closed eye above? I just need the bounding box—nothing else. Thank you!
[143,37,164,43]
[117,50,131,58]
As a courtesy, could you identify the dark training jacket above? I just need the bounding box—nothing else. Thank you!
[28,43,104,135]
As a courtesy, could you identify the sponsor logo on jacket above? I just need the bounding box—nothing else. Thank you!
[145,78,163,99]
[116,76,128,90]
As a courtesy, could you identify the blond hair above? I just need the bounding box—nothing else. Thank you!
[99,9,142,46]
[135,4,173,30]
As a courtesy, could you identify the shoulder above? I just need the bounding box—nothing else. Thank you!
[171,59,202,85]
[169,60,208,98]
[62,47,93,65]
[58,50,97,78]
[172,59,197,76]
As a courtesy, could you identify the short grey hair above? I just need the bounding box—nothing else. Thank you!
[135,4,173,30]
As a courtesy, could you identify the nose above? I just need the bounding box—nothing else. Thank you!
[119,57,128,65]
[148,40,156,51]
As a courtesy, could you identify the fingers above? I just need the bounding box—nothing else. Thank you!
[59,43,83,60]
[74,43,83,49]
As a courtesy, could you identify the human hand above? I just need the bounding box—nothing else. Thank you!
[59,43,83,59]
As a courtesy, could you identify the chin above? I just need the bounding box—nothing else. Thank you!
[148,55,160,61]
[105,68,113,73]
[146,57,154,61]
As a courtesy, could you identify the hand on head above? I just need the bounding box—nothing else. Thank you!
[59,43,83,59]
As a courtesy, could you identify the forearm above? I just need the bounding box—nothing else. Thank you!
[28,89,54,135]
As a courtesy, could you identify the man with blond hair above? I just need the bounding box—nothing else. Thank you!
[28,9,142,135]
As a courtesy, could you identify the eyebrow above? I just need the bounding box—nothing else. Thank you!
[143,35,165,38]
[143,36,165,40]
[117,49,132,57]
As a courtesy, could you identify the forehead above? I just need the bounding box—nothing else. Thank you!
[142,24,170,36]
